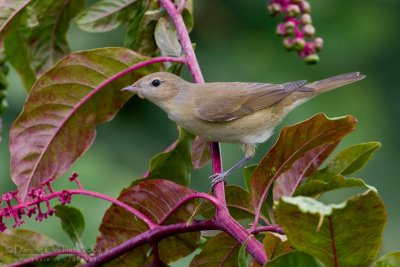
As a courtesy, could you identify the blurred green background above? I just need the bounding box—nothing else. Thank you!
[0,0,399,262]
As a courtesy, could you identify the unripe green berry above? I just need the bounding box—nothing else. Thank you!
[0,99,8,113]
[305,54,320,64]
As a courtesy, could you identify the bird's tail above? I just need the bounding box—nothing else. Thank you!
[299,72,366,96]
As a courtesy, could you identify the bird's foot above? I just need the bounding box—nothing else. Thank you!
[209,172,228,187]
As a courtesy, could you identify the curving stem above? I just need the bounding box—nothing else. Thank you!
[158,0,267,264]
[157,0,226,203]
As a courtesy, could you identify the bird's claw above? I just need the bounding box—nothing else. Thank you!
[209,172,228,187]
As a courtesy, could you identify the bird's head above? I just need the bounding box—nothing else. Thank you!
[122,72,185,103]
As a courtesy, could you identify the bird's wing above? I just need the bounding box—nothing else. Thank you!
[195,80,307,122]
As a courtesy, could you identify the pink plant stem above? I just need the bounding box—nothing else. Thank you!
[157,0,226,203]
[68,190,158,228]
[177,0,186,13]
[8,249,91,267]
[158,0,267,264]
[251,225,284,235]
[158,192,223,224]
[152,242,161,267]
[108,56,186,83]
[14,189,157,229]
[83,220,218,267]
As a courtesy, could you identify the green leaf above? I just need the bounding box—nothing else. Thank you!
[371,252,400,267]
[262,232,292,260]
[3,14,36,89]
[96,179,200,265]
[251,113,357,213]
[274,190,386,267]
[145,126,194,186]
[190,233,240,267]
[294,175,375,197]
[197,185,256,221]
[0,229,60,264]
[54,205,85,250]
[182,8,194,32]
[294,142,380,197]
[264,251,325,267]
[0,0,31,42]
[75,0,140,32]
[243,164,257,192]
[310,142,381,181]
[238,236,252,267]
[10,47,159,200]
[124,8,161,56]
[4,0,84,90]
[191,136,210,169]
[155,17,182,57]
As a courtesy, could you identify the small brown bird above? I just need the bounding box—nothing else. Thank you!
[123,72,365,185]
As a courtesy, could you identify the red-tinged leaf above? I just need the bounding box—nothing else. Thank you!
[10,47,159,200]
[309,142,381,181]
[273,143,338,201]
[191,136,210,169]
[96,180,200,264]
[0,0,31,42]
[196,185,256,221]
[251,113,357,213]
[293,142,380,197]
[4,0,85,89]
[190,232,240,267]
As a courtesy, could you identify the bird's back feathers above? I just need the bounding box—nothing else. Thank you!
[193,72,365,122]
[194,80,307,122]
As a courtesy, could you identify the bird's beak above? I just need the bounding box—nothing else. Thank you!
[121,85,145,99]
[121,85,140,93]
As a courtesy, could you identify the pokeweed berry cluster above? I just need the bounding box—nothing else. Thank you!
[0,173,78,232]
[267,0,323,64]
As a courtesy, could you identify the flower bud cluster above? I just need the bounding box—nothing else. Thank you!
[267,0,323,64]
[0,174,80,232]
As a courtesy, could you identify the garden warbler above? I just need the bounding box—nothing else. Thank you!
[122,72,365,185]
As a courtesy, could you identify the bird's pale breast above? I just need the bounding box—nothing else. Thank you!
[169,105,284,144]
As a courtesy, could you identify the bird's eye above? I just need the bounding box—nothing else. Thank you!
[151,79,161,87]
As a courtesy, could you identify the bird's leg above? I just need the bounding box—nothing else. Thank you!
[210,144,256,187]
